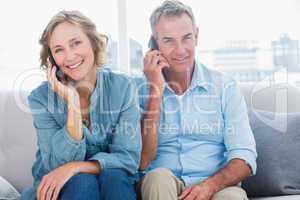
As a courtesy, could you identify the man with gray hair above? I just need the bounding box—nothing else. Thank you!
[136,0,257,199]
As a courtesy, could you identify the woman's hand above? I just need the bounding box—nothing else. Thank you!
[37,161,101,200]
[47,66,79,107]
[37,162,77,200]
[48,65,83,141]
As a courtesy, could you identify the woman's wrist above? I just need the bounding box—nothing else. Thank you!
[67,162,81,175]
[66,104,83,141]
[66,91,80,108]
[68,161,101,175]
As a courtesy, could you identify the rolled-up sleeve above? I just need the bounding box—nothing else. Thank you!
[222,81,257,175]
[89,80,142,175]
[28,93,87,172]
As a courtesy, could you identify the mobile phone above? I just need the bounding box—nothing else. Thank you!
[148,36,159,50]
[148,35,164,66]
[48,48,64,82]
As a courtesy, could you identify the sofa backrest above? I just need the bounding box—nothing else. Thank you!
[0,90,36,192]
[1,80,300,193]
[239,82,300,196]
[240,81,300,113]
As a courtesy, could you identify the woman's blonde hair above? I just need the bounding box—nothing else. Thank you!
[39,10,107,69]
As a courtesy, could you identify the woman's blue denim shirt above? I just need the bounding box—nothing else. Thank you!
[21,68,141,199]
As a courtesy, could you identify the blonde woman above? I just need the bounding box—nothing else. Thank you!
[21,10,141,200]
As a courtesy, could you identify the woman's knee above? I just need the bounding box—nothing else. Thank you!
[65,173,98,188]
[99,169,133,185]
[98,169,136,200]
[60,173,99,200]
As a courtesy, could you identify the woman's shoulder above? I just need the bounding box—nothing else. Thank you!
[98,67,136,92]
[28,81,50,102]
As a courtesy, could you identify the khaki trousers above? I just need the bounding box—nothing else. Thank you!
[141,168,248,200]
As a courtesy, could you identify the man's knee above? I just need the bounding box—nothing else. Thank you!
[212,186,248,200]
[142,168,174,188]
[141,167,179,194]
[141,168,183,200]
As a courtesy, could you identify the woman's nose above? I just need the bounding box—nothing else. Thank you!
[65,49,77,62]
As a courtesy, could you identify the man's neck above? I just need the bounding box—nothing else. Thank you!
[164,65,195,95]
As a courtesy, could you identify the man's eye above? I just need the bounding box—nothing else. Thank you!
[74,41,82,45]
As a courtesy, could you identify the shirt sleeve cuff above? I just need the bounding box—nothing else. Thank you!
[88,153,107,170]
[227,149,257,175]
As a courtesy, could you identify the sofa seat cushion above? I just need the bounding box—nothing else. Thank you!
[0,176,20,200]
[251,195,300,200]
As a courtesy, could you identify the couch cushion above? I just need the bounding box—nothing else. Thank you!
[251,195,300,200]
[0,176,20,200]
[242,110,300,196]
[239,82,300,113]
[0,90,36,192]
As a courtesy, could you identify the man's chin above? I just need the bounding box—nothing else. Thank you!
[170,63,194,73]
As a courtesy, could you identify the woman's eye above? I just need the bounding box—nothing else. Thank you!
[54,49,63,53]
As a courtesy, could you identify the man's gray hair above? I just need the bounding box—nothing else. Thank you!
[150,0,196,36]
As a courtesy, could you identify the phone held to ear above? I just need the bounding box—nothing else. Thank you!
[48,48,65,82]
[148,36,169,69]
[148,36,159,50]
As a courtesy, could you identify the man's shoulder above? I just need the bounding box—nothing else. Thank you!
[199,63,236,90]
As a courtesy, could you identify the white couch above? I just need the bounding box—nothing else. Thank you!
[1,81,300,200]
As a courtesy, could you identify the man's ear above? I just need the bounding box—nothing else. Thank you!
[194,27,199,46]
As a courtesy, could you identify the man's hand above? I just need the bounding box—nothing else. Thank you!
[37,162,77,200]
[143,50,169,96]
[178,181,215,200]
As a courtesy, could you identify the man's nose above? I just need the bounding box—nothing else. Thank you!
[174,42,186,55]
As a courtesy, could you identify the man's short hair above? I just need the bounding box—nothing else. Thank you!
[150,0,196,36]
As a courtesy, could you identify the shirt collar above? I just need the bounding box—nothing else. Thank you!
[161,61,210,93]
[190,61,210,91]
[90,68,102,106]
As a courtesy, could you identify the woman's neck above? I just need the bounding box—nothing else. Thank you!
[76,67,97,100]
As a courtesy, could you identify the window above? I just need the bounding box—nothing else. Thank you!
[126,0,300,82]
[1,0,300,90]
[0,0,118,90]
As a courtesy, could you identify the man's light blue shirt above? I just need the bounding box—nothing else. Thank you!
[136,62,257,186]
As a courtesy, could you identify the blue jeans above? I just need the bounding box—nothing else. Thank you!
[59,169,136,200]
